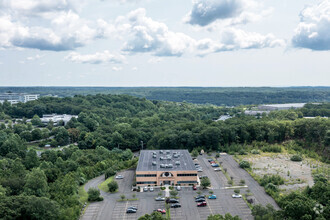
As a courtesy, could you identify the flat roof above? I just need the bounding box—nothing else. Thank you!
[136,150,196,172]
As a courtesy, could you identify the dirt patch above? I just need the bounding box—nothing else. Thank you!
[241,154,329,192]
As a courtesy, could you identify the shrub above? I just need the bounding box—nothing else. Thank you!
[240,179,245,185]
[239,161,251,169]
[120,194,125,200]
[108,181,118,193]
[88,188,103,201]
[105,168,116,179]
[228,180,233,185]
[261,145,282,153]
[290,155,302,162]
[260,174,284,186]
[251,149,260,154]
[234,189,240,194]
[170,190,178,197]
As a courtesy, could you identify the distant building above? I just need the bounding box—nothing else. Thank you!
[244,110,270,116]
[136,150,198,186]
[40,114,78,125]
[215,115,232,121]
[0,93,39,104]
[258,103,306,111]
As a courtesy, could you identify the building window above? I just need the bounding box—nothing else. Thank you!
[136,174,157,177]
[177,173,197,176]
[137,181,157,184]
[177,181,198,184]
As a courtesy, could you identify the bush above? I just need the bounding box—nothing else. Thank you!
[105,168,116,179]
[251,149,260,154]
[240,179,245,185]
[290,155,302,162]
[170,190,178,197]
[239,161,250,169]
[234,189,240,194]
[260,174,284,186]
[108,181,118,193]
[88,188,103,201]
[261,145,282,153]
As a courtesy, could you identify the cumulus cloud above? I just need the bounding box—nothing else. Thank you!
[112,66,123,71]
[121,8,196,57]
[185,0,270,27]
[292,0,330,51]
[65,51,125,64]
[197,28,285,56]
[0,11,108,51]
[0,0,83,18]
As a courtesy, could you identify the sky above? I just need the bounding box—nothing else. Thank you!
[0,0,329,87]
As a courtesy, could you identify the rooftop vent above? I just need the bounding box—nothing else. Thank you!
[160,164,165,168]
[152,161,157,166]
[175,161,180,165]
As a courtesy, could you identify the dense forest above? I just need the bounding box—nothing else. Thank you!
[1,86,329,106]
[0,94,329,219]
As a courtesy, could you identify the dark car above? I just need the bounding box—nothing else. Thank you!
[193,185,197,190]
[127,206,137,210]
[171,203,181,208]
[126,209,137,213]
[195,198,206,202]
[208,159,214,162]
[195,195,205,199]
[197,202,207,207]
[167,199,179,203]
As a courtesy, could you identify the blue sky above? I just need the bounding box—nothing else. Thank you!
[0,0,329,86]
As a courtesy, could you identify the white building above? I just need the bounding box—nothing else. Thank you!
[0,93,40,104]
[40,114,78,125]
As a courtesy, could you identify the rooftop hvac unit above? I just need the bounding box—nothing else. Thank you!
[152,161,157,166]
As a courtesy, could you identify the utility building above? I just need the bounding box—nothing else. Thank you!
[136,150,198,186]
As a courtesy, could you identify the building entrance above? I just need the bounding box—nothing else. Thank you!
[163,181,171,185]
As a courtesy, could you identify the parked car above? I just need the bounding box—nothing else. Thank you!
[208,159,214,163]
[210,161,216,164]
[195,195,205,199]
[199,175,208,179]
[126,209,137,213]
[155,197,165,201]
[143,187,148,192]
[214,168,221,171]
[149,187,154,192]
[197,169,203,172]
[211,163,219,167]
[197,202,207,207]
[195,198,206,202]
[171,203,181,208]
[232,194,242,198]
[127,206,137,210]
[192,186,197,190]
[115,175,124,179]
[168,199,179,203]
[176,186,181,191]
[208,195,217,199]
[155,209,166,214]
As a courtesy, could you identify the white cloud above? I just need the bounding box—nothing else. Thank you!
[112,66,123,71]
[26,54,43,61]
[131,66,138,71]
[65,50,125,64]
[121,8,196,57]
[0,0,83,18]
[197,28,285,56]
[185,0,271,27]
[292,0,330,51]
[148,57,163,63]
[0,11,108,51]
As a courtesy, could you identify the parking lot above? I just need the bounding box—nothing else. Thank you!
[82,154,279,220]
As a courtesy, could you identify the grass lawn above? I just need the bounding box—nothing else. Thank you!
[98,176,114,192]
[78,185,88,204]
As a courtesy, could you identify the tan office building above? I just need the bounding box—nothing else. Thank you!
[136,150,198,186]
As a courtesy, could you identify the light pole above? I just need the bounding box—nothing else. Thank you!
[140,141,144,151]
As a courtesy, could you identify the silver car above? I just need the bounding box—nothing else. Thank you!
[149,187,154,192]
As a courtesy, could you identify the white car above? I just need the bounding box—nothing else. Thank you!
[176,186,181,191]
[115,175,124,179]
[143,187,148,192]
[232,194,242,198]
[214,168,221,171]
[197,169,203,172]
[149,187,154,192]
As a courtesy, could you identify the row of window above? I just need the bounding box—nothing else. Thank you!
[137,173,197,177]
[136,181,157,184]
[177,173,197,176]
[136,174,157,177]
[177,181,198,184]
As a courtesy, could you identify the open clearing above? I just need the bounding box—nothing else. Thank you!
[238,153,329,191]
